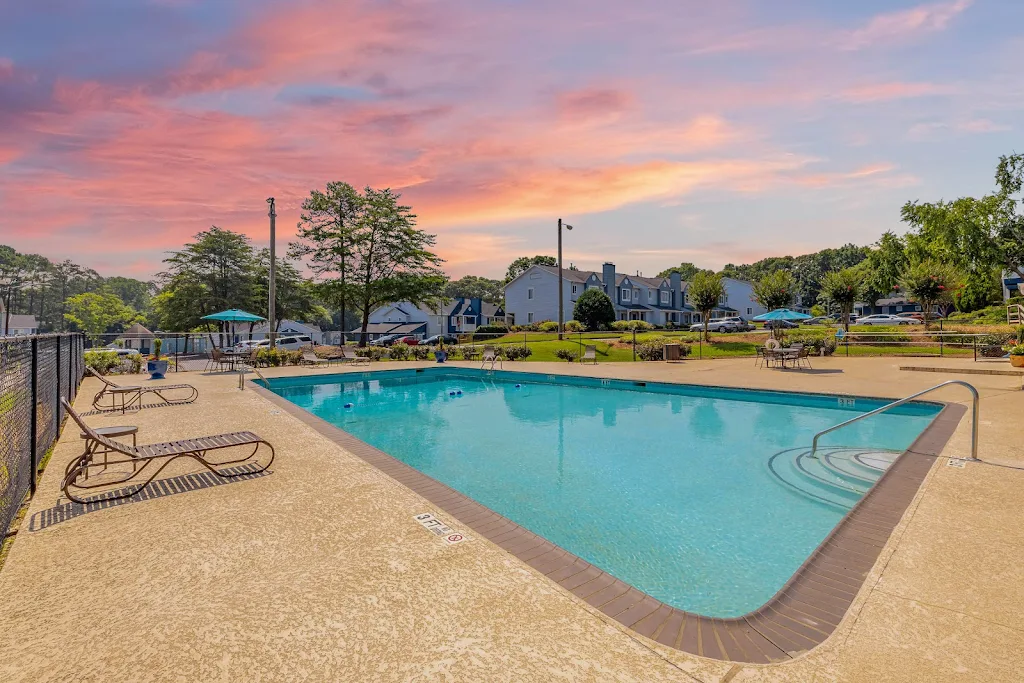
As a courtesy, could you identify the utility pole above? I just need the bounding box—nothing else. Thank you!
[557,218,573,340]
[267,197,277,349]
[339,196,347,345]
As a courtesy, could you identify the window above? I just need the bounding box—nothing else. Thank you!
[621,287,630,302]
[527,312,534,323]
[527,288,534,300]
[633,288,640,302]
[660,291,669,305]
[746,308,753,315]
[571,284,578,295]
[896,305,903,312]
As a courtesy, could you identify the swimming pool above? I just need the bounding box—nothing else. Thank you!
[266,368,942,618]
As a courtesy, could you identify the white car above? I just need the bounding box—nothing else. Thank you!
[689,317,751,333]
[856,314,918,326]
[234,335,314,352]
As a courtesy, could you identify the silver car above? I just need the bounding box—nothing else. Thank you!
[856,314,917,326]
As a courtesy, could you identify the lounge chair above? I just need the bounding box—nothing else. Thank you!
[581,345,597,364]
[60,397,274,504]
[481,345,501,370]
[87,367,199,413]
[301,350,331,367]
[331,346,370,366]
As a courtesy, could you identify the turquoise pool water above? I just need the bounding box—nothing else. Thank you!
[267,369,941,616]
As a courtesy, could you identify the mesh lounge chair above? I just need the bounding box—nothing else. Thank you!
[481,345,501,370]
[61,397,274,504]
[87,367,198,413]
[331,346,370,366]
[581,345,597,364]
[301,350,331,367]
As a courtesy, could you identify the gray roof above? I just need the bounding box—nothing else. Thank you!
[5,315,38,329]
[874,297,916,306]
[534,265,671,289]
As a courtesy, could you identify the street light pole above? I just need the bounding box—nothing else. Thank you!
[557,218,573,340]
[339,197,347,346]
[267,197,277,350]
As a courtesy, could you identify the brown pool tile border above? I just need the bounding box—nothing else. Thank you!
[250,379,965,664]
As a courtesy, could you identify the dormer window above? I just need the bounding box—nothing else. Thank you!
[621,287,630,302]
[660,291,670,305]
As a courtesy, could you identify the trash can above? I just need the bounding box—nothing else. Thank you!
[664,343,681,361]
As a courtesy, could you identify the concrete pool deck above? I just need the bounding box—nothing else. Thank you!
[1,357,1022,682]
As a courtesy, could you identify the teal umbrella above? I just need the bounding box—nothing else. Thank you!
[201,309,265,322]
[752,308,812,322]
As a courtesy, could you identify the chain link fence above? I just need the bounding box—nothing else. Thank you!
[0,334,84,537]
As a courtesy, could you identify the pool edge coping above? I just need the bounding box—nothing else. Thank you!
[249,375,965,664]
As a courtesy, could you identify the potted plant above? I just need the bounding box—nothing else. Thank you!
[147,337,169,379]
[434,336,448,363]
[1007,344,1024,368]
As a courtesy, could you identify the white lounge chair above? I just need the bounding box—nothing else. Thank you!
[301,350,331,367]
[333,346,370,366]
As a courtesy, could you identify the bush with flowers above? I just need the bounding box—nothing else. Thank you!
[899,261,962,328]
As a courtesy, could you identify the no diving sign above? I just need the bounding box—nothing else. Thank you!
[414,513,467,545]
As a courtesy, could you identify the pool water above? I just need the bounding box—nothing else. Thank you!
[267,369,941,617]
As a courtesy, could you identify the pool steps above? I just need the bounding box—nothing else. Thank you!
[767,447,899,511]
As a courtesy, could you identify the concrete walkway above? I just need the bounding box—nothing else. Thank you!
[0,357,1021,682]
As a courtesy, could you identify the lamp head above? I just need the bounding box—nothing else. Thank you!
[565,224,573,231]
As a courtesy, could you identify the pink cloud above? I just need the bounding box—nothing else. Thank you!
[842,0,973,50]
[837,81,956,103]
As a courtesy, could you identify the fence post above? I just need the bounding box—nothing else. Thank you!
[632,329,637,362]
[939,333,944,357]
[54,335,62,435]
[68,335,73,402]
[29,337,39,494]
[973,336,977,362]
[175,333,180,373]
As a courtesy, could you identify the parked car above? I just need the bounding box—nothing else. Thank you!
[856,314,918,326]
[801,316,833,325]
[763,319,799,330]
[369,333,402,347]
[689,317,751,333]
[422,334,458,346]
[395,335,420,346]
[238,335,315,351]
[103,346,142,356]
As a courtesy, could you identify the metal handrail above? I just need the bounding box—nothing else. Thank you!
[238,364,269,390]
[811,380,979,461]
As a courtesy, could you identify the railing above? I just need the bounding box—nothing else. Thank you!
[237,364,268,390]
[810,380,979,462]
[1009,304,1024,325]
[836,330,1011,360]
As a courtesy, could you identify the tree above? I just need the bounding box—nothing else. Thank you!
[64,292,137,342]
[657,262,700,281]
[505,255,556,282]
[865,231,908,298]
[572,288,615,331]
[901,153,1024,283]
[687,271,725,341]
[818,269,864,332]
[444,275,504,304]
[900,260,961,329]
[292,184,447,346]
[104,277,154,313]
[254,249,329,332]
[156,226,258,333]
[752,270,794,312]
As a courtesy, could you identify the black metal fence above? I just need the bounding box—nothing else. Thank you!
[0,334,84,537]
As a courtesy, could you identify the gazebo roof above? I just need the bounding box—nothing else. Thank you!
[122,323,154,338]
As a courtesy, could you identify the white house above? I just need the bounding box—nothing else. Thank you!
[503,263,762,327]
[0,303,40,336]
[249,319,324,344]
[362,299,508,340]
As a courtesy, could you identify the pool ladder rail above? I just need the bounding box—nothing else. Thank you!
[237,364,269,390]
[810,380,979,462]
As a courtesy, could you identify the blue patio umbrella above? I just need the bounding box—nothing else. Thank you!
[201,309,265,322]
[752,308,812,322]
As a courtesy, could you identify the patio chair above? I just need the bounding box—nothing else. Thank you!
[332,346,370,366]
[581,345,597,364]
[87,367,198,413]
[300,350,331,367]
[209,347,236,372]
[60,398,274,505]
[481,345,501,370]
[779,344,807,369]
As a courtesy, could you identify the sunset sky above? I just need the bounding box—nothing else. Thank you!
[1,0,1020,280]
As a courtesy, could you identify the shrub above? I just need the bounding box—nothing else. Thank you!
[501,345,532,360]
[564,320,585,333]
[538,321,559,332]
[123,354,143,374]
[573,288,615,330]
[510,323,541,332]
[411,345,431,360]
[475,323,508,334]
[355,346,387,361]
[636,341,664,361]
[389,342,411,360]
[461,346,482,360]
[785,332,836,356]
[611,320,654,331]
[84,350,121,375]
[554,348,578,362]
[1007,344,1024,356]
